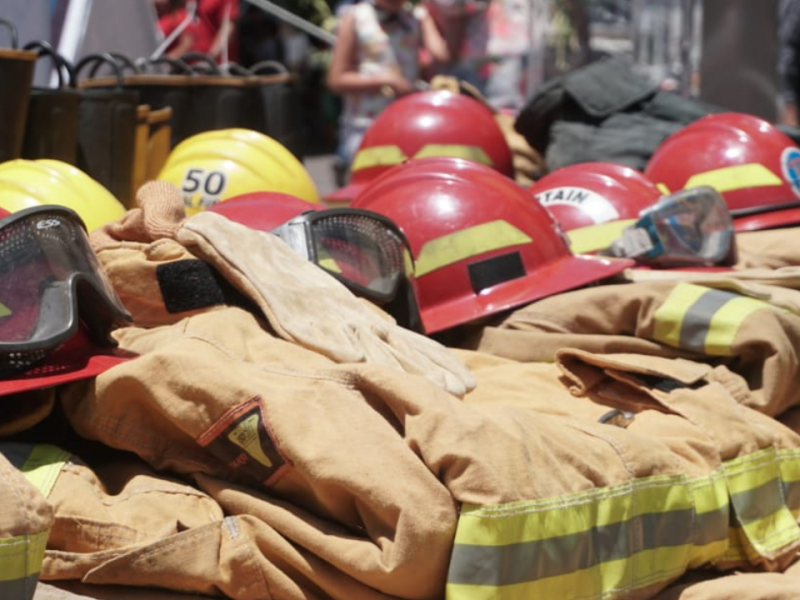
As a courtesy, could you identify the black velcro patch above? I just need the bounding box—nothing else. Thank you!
[468,252,526,293]
[156,260,241,313]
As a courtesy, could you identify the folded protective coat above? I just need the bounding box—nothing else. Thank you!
[467,275,800,418]
[50,305,800,600]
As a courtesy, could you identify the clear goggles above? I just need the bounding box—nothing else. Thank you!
[271,208,415,304]
[607,186,736,267]
[0,205,132,376]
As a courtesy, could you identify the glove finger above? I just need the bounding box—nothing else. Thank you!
[353,325,411,373]
[389,328,477,397]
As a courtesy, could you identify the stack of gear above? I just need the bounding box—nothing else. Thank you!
[1,181,791,600]
[324,89,515,206]
[350,156,634,334]
[157,128,320,216]
[530,162,737,268]
[0,181,799,600]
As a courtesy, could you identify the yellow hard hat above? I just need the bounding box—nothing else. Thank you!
[157,128,320,215]
[0,159,126,231]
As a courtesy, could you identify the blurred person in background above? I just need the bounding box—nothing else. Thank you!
[153,0,195,59]
[427,0,591,111]
[425,0,533,111]
[190,0,240,63]
[326,0,450,184]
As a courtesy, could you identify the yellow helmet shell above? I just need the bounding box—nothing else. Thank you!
[0,159,126,231]
[157,128,320,215]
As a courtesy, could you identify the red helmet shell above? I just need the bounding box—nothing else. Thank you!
[530,162,663,254]
[645,112,800,232]
[324,90,514,206]
[207,192,320,231]
[351,156,632,333]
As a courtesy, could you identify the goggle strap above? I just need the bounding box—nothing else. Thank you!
[610,226,655,259]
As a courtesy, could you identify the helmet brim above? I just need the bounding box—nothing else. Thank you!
[0,329,134,397]
[420,254,633,334]
[732,206,800,232]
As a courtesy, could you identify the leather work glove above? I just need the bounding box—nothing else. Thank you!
[91,179,186,247]
[176,211,477,398]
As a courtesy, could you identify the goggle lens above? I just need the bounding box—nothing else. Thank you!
[273,209,414,303]
[0,206,131,375]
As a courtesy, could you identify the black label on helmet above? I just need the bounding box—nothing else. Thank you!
[468,251,525,293]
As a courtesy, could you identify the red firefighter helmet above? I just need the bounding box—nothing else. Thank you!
[645,112,800,232]
[351,156,633,333]
[324,90,514,206]
[530,162,663,254]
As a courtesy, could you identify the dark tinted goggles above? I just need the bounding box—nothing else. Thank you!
[271,208,415,303]
[0,205,131,376]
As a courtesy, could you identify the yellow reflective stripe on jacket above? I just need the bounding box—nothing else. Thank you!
[415,220,531,277]
[0,443,68,600]
[351,145,408,171]
[413,144,493,167]
[447,471,729,599]
[0,530,49,598]
[566,219,637,255]
[18,444,70,497]
[723,447,800,563]
[780,448,800,514]
[653,283,772,355]
[446,447,800,600]
[2,442,70,497]
[684,163,783,193]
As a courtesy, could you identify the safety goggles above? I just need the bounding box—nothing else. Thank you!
[271,208,415,304]
[607,186,736,267]
[0,205,132,376]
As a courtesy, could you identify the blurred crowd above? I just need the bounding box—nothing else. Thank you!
[149,0,592,177]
